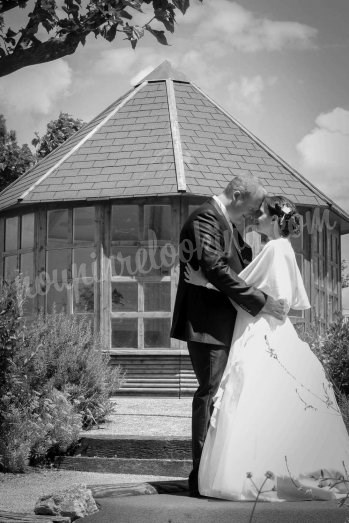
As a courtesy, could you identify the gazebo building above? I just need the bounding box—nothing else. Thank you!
[1,61,348,395]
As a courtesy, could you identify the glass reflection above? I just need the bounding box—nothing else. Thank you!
[46,249,69,282]
[73,280,94,313]
[5,217,18,251]
[4,255,17,280]
[112,282,138,312]
[144,205,171,241]
[21,252,34,281]
[144,318,171,348]
[111,318,138,348]
[111,205,139,241]
[21,213,35,249]
[74,207,95,243]
[144,282,171,311]
[46,286,67,313]
[48,209,69,247]
[73,247,96,279]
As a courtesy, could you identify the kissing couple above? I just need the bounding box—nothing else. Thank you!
[171,173,349,501]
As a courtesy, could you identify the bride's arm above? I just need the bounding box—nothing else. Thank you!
[184,265,241,309]
[184,264,219,291]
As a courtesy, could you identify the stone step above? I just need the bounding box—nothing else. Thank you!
[76,435,191,460]
[55,456,191,477]
[116,387,194,396]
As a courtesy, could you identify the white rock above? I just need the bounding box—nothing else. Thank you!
[34,483,99,520]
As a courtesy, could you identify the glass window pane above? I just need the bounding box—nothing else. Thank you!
[5,216,18,251]
[74,207,95,243]
[112,318,138,348]
[46,285,67,313]
[141,247,172,277]
[21,213,35,249]
[23,289,35,317]
[20,252,34,281]
[73,280,94,313]
[4,255,17,280]
[144,205,171,241]
[46,249,70,282]
[111,246,138,277]
[112,282,138,312]
[144,282,171,312]
[73,247,96,278]
[111,205,139,241]
[48,209,69,247]
[144,318,171,348]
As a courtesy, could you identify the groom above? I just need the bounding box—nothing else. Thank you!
[170,174,286,497]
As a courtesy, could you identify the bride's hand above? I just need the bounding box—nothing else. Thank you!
[184,264,208,287]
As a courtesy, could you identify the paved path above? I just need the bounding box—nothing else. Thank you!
[83,492,347,523]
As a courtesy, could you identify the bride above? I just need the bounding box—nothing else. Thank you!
[185,195,349,501]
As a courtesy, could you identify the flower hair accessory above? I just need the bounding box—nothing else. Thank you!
[281,204,293,215]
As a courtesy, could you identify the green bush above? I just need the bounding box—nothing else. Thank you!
[0,278,125,472]
[298,316,349,396]
[24,310,125,429]
[297,316,349,434]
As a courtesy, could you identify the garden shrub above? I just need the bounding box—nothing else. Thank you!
[297,316,349,434]
[24,310,125,429]
[298,316,349,396]
[0,277,124,472]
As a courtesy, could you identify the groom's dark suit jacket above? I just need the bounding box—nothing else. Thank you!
[170,198,267,347]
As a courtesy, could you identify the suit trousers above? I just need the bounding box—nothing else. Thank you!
[187,340,230,492]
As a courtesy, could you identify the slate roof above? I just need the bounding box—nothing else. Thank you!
[1,60,348,229]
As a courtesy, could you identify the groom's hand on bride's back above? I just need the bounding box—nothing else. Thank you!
[262,296,287,320]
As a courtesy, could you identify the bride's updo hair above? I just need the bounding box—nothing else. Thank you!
[265,196,301,238]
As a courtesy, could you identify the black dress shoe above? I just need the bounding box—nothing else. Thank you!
[189,490,206,498]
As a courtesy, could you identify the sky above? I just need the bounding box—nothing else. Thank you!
[1,0,349,258]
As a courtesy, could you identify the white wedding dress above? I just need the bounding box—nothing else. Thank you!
[199,237,349,501]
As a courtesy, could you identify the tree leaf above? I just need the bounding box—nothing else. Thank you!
[145,26,168,46]
[105,23,118,42]
[124,0,143,13]
[119,9,133,20]
[172,0,190,15]
[154,7,175,33]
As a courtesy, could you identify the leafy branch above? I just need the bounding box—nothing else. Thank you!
[0,0,202,77]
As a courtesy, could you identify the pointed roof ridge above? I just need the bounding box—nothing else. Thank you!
[190,81,349,224]
[136,60,189,85]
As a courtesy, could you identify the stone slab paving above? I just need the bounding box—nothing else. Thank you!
[82,493,348,523]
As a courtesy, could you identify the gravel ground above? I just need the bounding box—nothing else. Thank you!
[0,398,192,514]
[86,397,192,437]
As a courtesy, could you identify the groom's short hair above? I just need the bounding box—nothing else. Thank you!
[223,174,261,199]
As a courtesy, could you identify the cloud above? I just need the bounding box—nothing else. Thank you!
[130,65,154,86]
[182,0,317,52]
[93,47,141,76]
[227,75,265,113]
[0,59,72,115]
[297,108,349,211]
